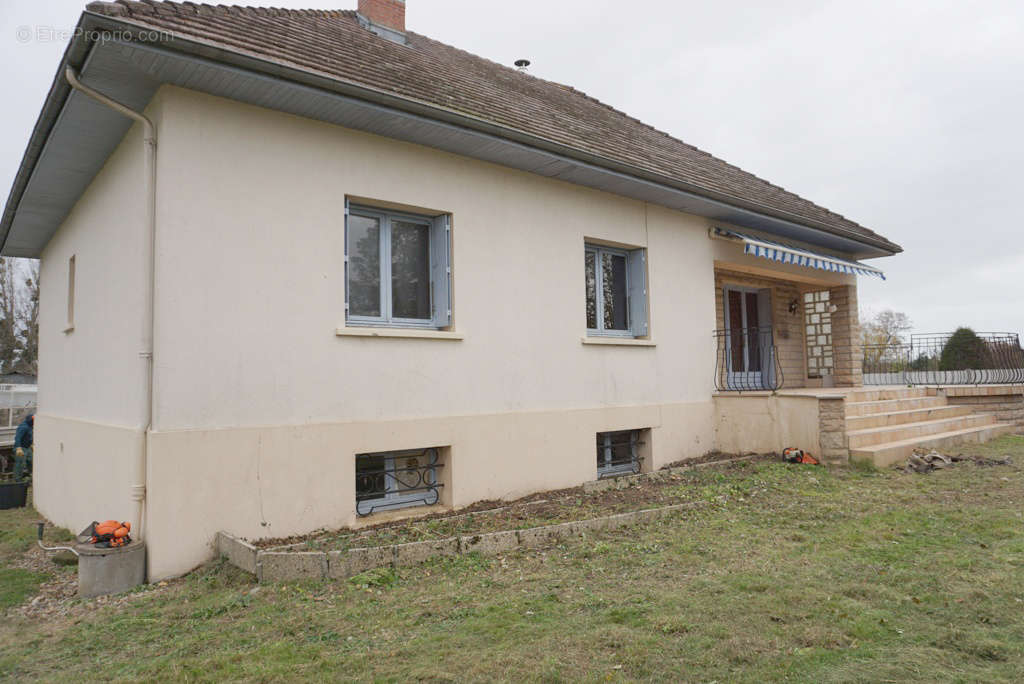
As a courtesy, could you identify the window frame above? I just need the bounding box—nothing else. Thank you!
[345,204,447,330]
[586,243,646,338]
[355,448,442,517]
[596,429,643,478]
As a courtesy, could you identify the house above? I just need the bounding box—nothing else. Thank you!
[0,0,918,580]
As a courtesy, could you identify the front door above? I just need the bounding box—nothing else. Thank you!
[723,286,773,389]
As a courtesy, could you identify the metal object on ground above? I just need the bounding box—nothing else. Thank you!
[36,521,78,555]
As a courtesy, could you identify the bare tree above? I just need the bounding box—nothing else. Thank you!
[16,261,39,375]
[860,309,913,366]
[0,259,19,373]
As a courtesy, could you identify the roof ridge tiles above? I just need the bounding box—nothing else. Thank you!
[88,0,350,19]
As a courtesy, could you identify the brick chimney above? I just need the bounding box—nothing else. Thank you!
[358,0,406,33]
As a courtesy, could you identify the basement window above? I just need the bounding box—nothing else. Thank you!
[355,447,444,516]
[345,203,451,329]
[596,430,644,478]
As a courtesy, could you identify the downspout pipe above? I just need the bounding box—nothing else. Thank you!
[64,66,155,542]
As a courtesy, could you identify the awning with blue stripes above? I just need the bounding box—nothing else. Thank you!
[713,228,886,280]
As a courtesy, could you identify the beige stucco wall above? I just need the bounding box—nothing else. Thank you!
[151,87,726,429]
[713,395,822,457]
[33,416,142,532]
[145,401,714,577]
[138,87,732,578]
[35,84,865,580]
[35,104,161,533]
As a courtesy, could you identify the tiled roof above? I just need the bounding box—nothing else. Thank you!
[84,0,900,252]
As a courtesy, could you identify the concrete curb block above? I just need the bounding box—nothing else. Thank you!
[393,538,460,567]
[328,546,391,579]
[228,500,706,583]
[216,531,259,575]
[257,551,328,583]
[460,530,519,556]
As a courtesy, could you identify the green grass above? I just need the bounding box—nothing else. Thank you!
[0,567,48,610]
[0,493,75,614]
[1,436,1023,681]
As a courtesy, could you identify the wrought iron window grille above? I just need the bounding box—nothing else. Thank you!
[714,326,784,391]
[597,430,644,478]
[355,447,444,517]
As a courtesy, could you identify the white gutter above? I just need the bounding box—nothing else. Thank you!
[64,66,155,542]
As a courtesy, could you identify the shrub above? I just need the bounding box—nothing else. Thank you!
[939,327,989,370]
[908,353,933,371]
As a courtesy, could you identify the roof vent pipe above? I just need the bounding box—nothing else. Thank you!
[515,59,531,72]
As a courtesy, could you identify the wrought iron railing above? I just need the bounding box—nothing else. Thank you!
[355,447,444,516]
[861,332,1024,386]
[714,326,784,391]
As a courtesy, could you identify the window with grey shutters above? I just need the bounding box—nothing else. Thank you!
[345,203,451,329]
[584,243,648,337]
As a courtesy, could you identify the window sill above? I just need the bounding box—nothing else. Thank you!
[581,336,656,347]
[336,327,464,341]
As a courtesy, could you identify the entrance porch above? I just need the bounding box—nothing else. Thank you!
[714,385,1021,467]
[712,265,863,392]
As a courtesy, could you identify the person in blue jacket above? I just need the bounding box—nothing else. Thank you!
[14,414,33,482]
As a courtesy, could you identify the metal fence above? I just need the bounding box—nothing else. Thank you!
[862,332,1024,386]
[0,384,36,429]
[713,327,784,391]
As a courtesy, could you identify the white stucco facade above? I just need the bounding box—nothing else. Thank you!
[35,86,858,579]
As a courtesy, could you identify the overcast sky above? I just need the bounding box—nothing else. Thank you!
[2,0,1022,335]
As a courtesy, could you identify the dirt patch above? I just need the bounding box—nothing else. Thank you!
[254,453,776,552]
[662,451,774,469]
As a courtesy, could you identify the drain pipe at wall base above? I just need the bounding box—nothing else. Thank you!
[65,67,156,542]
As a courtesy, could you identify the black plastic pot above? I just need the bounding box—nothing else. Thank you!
[0,481,28,509]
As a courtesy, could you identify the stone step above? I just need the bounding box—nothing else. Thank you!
[845,396,948,417]
[847,387,936,402]
[847,414,997,448]
[845,404,973,431]
[849,423,1016,468]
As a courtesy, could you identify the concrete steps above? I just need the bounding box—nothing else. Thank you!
[845,396,948,417]
[844,387,1015,467]
[845,404,973,431]
[847,387,936,403]
[849,422,1016,468]
[847,413,998,448]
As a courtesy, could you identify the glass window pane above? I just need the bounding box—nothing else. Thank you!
[596,431,637,473]
[585,251,597,329]
[348,215,381,317]
[602,252,628,330]
[356,454,388,500]
[745,292,762,371]
[727,290,744,370]
[390,452,434,496]
[391,220,431,320]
